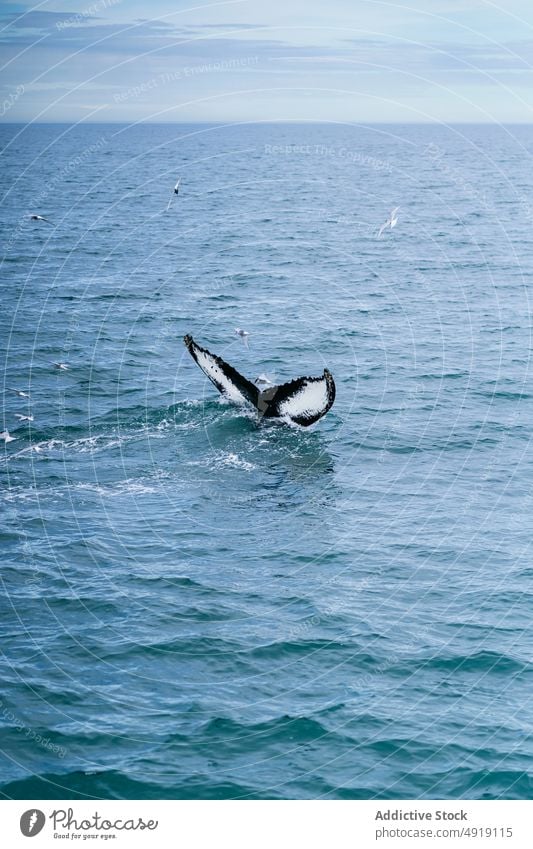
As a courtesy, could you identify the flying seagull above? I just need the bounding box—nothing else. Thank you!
[53,362,69,370]
[166,178,181,211]
[8,388,30,398]
[1,431,16,443]
[255,373,275,388]
[378,207,400,238]
[15,414,34,422]
[234,328,250,348]
[30,214,53,225]
[184,335,335,427]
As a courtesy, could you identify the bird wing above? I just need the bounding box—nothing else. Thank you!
[263,370,336,427]
[378,221,387,238]
[183,335,259,407]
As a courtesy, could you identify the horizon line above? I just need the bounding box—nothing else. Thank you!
[2,120,533,127]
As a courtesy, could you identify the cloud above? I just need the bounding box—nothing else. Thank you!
[2,1,533,122]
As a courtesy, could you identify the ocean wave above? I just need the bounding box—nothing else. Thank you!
[415,650,529,674]
[2,762,530,801]
[0,769,264,800]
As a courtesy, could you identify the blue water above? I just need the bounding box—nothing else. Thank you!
[1,122,532,800]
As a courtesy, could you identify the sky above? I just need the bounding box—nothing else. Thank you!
[1,0,533,123]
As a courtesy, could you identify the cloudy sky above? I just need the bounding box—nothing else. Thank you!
[2,0,533,123]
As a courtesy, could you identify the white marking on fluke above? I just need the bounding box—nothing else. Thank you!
[276,377,330,422]
[193,345,249,405]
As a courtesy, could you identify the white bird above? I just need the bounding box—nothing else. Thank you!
[15,414,34,422]
[1,431,15,443]
[378,206,400,238]
[8,388,30,398]
[234,328,250,348]
[30,214,53,225]
[166,178,181,211]
[53,362,69,370]
[255,373,275,388]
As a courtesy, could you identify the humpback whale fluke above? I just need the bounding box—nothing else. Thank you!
[183,335,335,427]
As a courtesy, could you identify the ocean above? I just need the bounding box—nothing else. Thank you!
[1,122,532,800]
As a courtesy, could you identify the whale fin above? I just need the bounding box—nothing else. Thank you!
[261,370,336,427]
[183,335,259,407]
[184,336,336,426]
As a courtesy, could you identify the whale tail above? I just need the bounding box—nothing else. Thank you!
[183,334,260,407]
[183,335,335,427]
